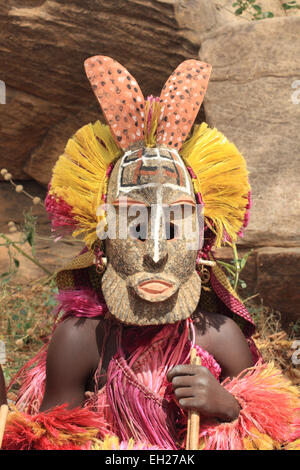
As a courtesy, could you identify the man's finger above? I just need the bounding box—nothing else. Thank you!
[171,375,198,389]
[174,387,194,399]
[167,364,202,382]
[178,397,199,411]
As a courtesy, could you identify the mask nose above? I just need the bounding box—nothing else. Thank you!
[147,199,169,266]
[143,201,169,270]
[143,238,168,270]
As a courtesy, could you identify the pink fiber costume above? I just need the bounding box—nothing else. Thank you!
[3,56,300,450]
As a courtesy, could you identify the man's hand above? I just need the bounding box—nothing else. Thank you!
[167,364,240,422]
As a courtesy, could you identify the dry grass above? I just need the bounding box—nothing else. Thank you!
[248,302,300,386]
[0,280,57,390]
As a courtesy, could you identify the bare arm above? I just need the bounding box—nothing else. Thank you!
[39,317,101,412]
[198,314,254,379]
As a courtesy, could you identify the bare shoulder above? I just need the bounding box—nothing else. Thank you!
[193,311,254,379]
[40,316,105,411]
[51,315,103,343]
[48,316,103,366]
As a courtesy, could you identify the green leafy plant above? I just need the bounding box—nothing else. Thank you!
[290,318,300,336]
[0,210,51,285]
[232,0,299,20]
[22,210,37,257]
[216,243,253,292]
[232,1,274,19]
[0,167,53,285]
[282,1,300,10]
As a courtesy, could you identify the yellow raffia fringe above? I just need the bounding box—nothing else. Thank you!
[49,121,121,248]
[243,428,281,450]
[7,408,44,439]
[6,406,99,445]
[92,435,130,450]
[91,435,119,450]
[144,100,161,147]
[180,123,251,247]
[50,120,250,248]
[285,439,300,450]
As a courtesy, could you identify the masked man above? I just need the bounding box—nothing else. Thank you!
[2,57,299,450]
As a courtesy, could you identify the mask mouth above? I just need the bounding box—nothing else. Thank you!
[138,279,172,294]
[129,274,179,302]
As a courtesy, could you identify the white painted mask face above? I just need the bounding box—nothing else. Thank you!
[101,146,203,325]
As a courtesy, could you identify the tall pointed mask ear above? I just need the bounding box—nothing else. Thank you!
[156,60,212,151]
[84,56,146,150]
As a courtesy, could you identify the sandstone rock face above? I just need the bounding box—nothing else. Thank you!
[2,0,298,185]
[24,106,102,186]
[2,1,197,104]
[256,247,300,324]
[200,17,300,319]
[0,0,197,181]
[215,246,300,321]
[173,0,299,46]
[0,87,69,179]
[174,0,218,46]
[200,17,300,247]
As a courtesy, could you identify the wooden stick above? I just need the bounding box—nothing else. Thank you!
[0,404,8,448]
[197,259,216,267]
[186,348,201,450]
[186,409,191,450]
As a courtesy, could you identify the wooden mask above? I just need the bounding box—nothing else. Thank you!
[84,56,211,325]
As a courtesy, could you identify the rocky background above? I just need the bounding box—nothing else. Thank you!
[0,0,299,324]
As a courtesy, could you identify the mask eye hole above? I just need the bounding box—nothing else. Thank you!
[165,222,178,240]
[129,223,147,242]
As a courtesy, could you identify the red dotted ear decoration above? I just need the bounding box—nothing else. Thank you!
[84,56,146,151]
[156,60,212,151]
[84,56,211,152]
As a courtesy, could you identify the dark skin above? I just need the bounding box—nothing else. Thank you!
[0,365,7,406]
[40,311,254,422]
